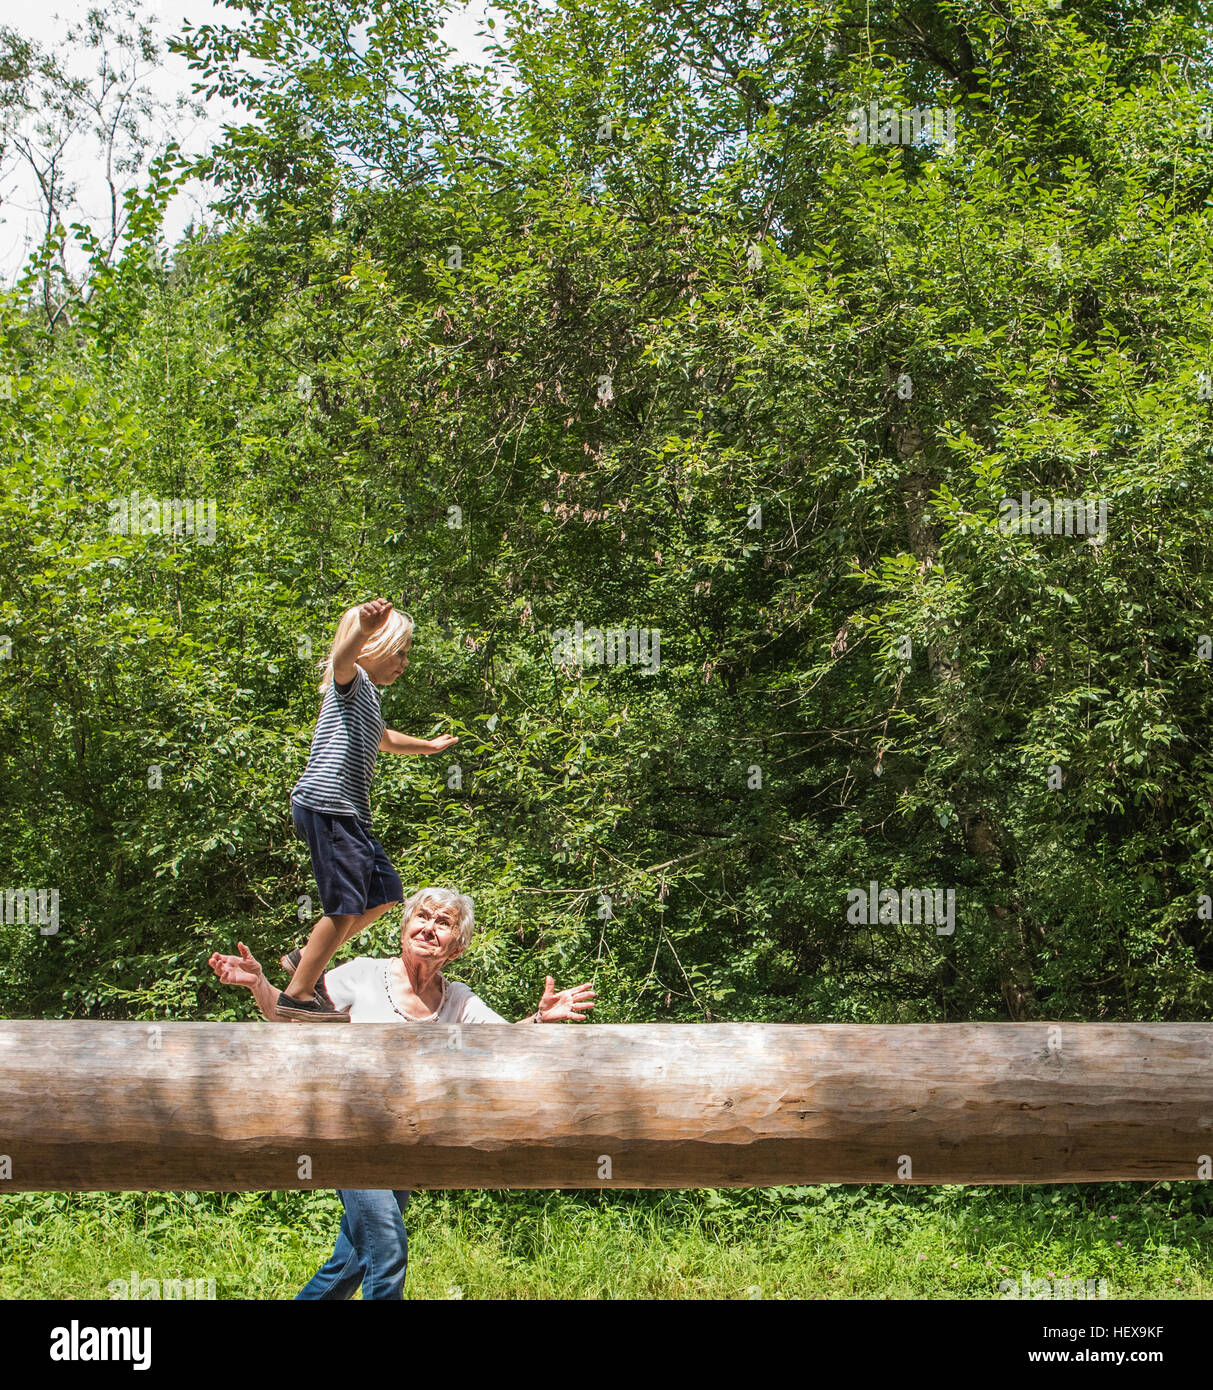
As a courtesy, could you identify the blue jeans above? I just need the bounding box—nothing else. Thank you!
[296,1189,412,1300]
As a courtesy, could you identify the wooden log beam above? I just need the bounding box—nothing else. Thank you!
[1,1022,1210,1191]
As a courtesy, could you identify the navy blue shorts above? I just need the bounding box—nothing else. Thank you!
[291,800,403,918]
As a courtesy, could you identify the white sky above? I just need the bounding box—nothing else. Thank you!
[0,0,500,285]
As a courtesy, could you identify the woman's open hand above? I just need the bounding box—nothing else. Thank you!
[537,976,596,1022]
[208,941,264,990]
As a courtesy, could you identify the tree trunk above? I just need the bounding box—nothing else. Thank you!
[0,1021,1207,1190]
[897,415,1035,1017]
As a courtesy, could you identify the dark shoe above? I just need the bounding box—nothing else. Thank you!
[280,949,339,1011]
[275,990,350,1023]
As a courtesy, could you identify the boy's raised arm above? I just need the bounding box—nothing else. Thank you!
[333,598,392,686]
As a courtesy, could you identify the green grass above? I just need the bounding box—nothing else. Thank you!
[1,1185,1209,1300]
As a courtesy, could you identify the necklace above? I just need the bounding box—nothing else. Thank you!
[384,962,448,1022]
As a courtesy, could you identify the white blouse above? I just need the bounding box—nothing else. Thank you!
[324,956,508,1024]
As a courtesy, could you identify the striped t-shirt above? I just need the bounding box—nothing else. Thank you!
[290,664,384,826]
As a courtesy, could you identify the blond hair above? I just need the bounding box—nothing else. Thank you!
[319,604,414,691]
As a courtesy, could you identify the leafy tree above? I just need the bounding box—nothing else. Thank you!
[2,0,1212,1030]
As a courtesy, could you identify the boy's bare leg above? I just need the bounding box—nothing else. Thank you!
[284,902,400,998]
[284,914,356,1000]
[336,900,398,947]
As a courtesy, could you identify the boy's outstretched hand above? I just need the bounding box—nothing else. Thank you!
[208,941,264,990]
[358,597,393,634]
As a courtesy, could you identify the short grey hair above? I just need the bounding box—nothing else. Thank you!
[400,887,476,956]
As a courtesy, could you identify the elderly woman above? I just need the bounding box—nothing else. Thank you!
[208,886,595,1299]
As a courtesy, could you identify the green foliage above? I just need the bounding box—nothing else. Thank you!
[3,0,1213,1032]
[2,1182,1208,1298]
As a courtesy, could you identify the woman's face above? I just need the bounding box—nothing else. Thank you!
[402,898,462,966]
